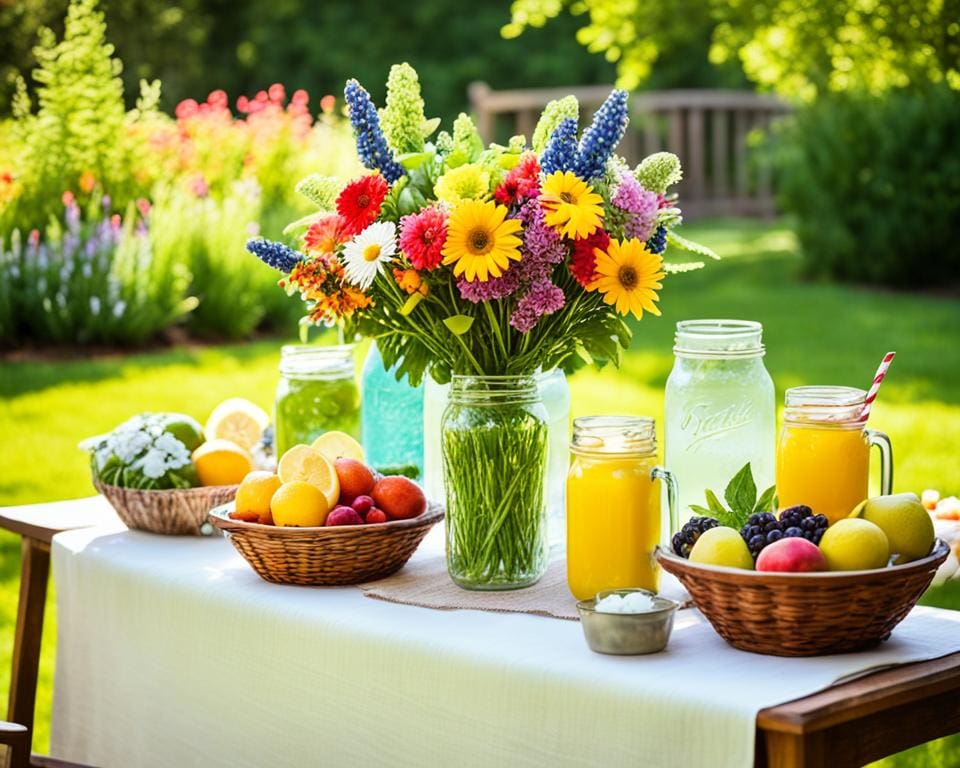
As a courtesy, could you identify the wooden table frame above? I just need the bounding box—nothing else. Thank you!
[2,499,958,768]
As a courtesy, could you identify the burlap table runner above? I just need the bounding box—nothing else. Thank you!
[359,556,579,620]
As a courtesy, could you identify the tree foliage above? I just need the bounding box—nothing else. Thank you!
[505,0,960,99]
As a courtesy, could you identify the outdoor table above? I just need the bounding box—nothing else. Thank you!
[3,497,960,768]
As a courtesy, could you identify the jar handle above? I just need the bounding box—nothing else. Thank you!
[651,467,679,542]
[866,429,894,495]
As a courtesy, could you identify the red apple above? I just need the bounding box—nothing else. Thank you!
[371,476,426,520]
[334,458,376,505]
[756,537,828,573]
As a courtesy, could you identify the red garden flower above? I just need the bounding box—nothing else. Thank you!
[570,229,611,288]
[399,206,447,270]
[493,153,541,207]
[336,174,389,235]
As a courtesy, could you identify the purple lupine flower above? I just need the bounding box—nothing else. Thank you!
[646,224,668,254]
[613,173,660,242]
[509,279,565,333]
[574,90,629,181]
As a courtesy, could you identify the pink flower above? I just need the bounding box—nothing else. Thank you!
[399,207,447,270]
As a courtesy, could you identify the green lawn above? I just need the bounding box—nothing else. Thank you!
[1,217,958,763]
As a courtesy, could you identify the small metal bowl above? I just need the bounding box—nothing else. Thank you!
[577,588,679,655]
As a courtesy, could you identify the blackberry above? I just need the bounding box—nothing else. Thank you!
[741,506,830,558]
[672,516,720,558]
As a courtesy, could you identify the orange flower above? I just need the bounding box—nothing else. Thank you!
[79,171,96,194]
[393,268,429,297]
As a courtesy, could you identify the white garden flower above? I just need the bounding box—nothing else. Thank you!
[136,448,168,479]
[341,221,397,290]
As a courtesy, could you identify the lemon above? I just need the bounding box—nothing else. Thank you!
[271,481,329,527]
[311,431,365,463]
[235,471,282,518]
[852,493,935,564]
[192,439,253,486]
[689,527,754,570]
[205,398,270,452]
[277,444,340,508]
[818,518,890,571]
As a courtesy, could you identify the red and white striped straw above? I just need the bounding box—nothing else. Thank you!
[859,351,896,422]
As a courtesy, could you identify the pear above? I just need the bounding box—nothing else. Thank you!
[851,493,935,565]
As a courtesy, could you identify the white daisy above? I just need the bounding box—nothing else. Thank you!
[341,221,397,290]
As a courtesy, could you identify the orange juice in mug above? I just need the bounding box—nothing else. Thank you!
[566,416,678,600]
[776,386,892,524]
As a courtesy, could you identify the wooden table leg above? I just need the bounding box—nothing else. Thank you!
[6,537,50,765]
[760,730,827,768]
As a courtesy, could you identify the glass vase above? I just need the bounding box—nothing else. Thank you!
[360,341,424,478]
[441,375,549,590]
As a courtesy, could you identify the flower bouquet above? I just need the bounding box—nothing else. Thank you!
[248,64,716,589]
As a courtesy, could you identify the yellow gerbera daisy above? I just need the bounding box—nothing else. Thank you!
[540,170,604,239]
[589,238,665,320]
[441,200,522,282]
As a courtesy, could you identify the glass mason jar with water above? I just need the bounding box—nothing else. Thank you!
[664,320,775,531]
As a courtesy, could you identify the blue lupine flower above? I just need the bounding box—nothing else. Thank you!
[540,118,579,175]
[646,224,667,255]
[246,239,302,273]
[344,79,405,183]
[574,90,629,181]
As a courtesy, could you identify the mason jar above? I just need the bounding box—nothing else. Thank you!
[274,344,360,456]
[777,385,893,524]
[441,375,549,590]
[567,416,678,600]
[664,320,775,532]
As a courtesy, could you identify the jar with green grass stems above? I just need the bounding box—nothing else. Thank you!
[275,344,360,456]
[441,375,549,590]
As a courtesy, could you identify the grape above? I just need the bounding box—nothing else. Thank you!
[672,516,721,558]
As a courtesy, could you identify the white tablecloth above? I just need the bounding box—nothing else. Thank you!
[49,503,960,768]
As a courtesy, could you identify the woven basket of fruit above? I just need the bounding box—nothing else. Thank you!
[658,539,948,656]
[210,500,443,586]
[95,480,238,536]
[208,431,443,585]
[82,400,273,536]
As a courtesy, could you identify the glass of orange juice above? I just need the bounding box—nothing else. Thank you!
[776,386,892,524]
[566,416,678,600]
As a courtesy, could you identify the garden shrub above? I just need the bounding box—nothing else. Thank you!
[771,85,960,288]
[0,195,194,346]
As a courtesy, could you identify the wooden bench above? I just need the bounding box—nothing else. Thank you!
[468,83,792,219]
[1,498,958,767]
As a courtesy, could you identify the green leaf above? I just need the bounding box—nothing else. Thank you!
[282,211,321,236]
[705,489,727,516]
[399,292,424,316]
[754,484,778,514]
[397,151,433,171]
[443,314,474,335]
[421,117,441,138]
[689,504,717,518]
[724,462,757,517]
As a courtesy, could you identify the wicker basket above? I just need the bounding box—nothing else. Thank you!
[209,501,444,586]
[657,539,949,656]
[95,480,238,536]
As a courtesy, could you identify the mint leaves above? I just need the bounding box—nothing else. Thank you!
[690,462,777,530]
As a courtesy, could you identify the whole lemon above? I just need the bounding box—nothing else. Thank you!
[819,518,890,571]
[270,481,330,527]
[851,493,935,565]
[235,471,281,519]
[689,527,754,570]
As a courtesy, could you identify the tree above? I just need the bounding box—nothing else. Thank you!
[504,0,960,99]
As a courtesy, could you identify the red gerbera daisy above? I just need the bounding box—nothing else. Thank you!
[570,229,611,288]
[303,214,350,255]
[336,174,389,235]
[399,206,447,270]
[493,153,541,207]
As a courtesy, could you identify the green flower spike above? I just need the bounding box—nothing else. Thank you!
[381,62,428,155]
[635,152,683,195]
[532,95,579,154]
